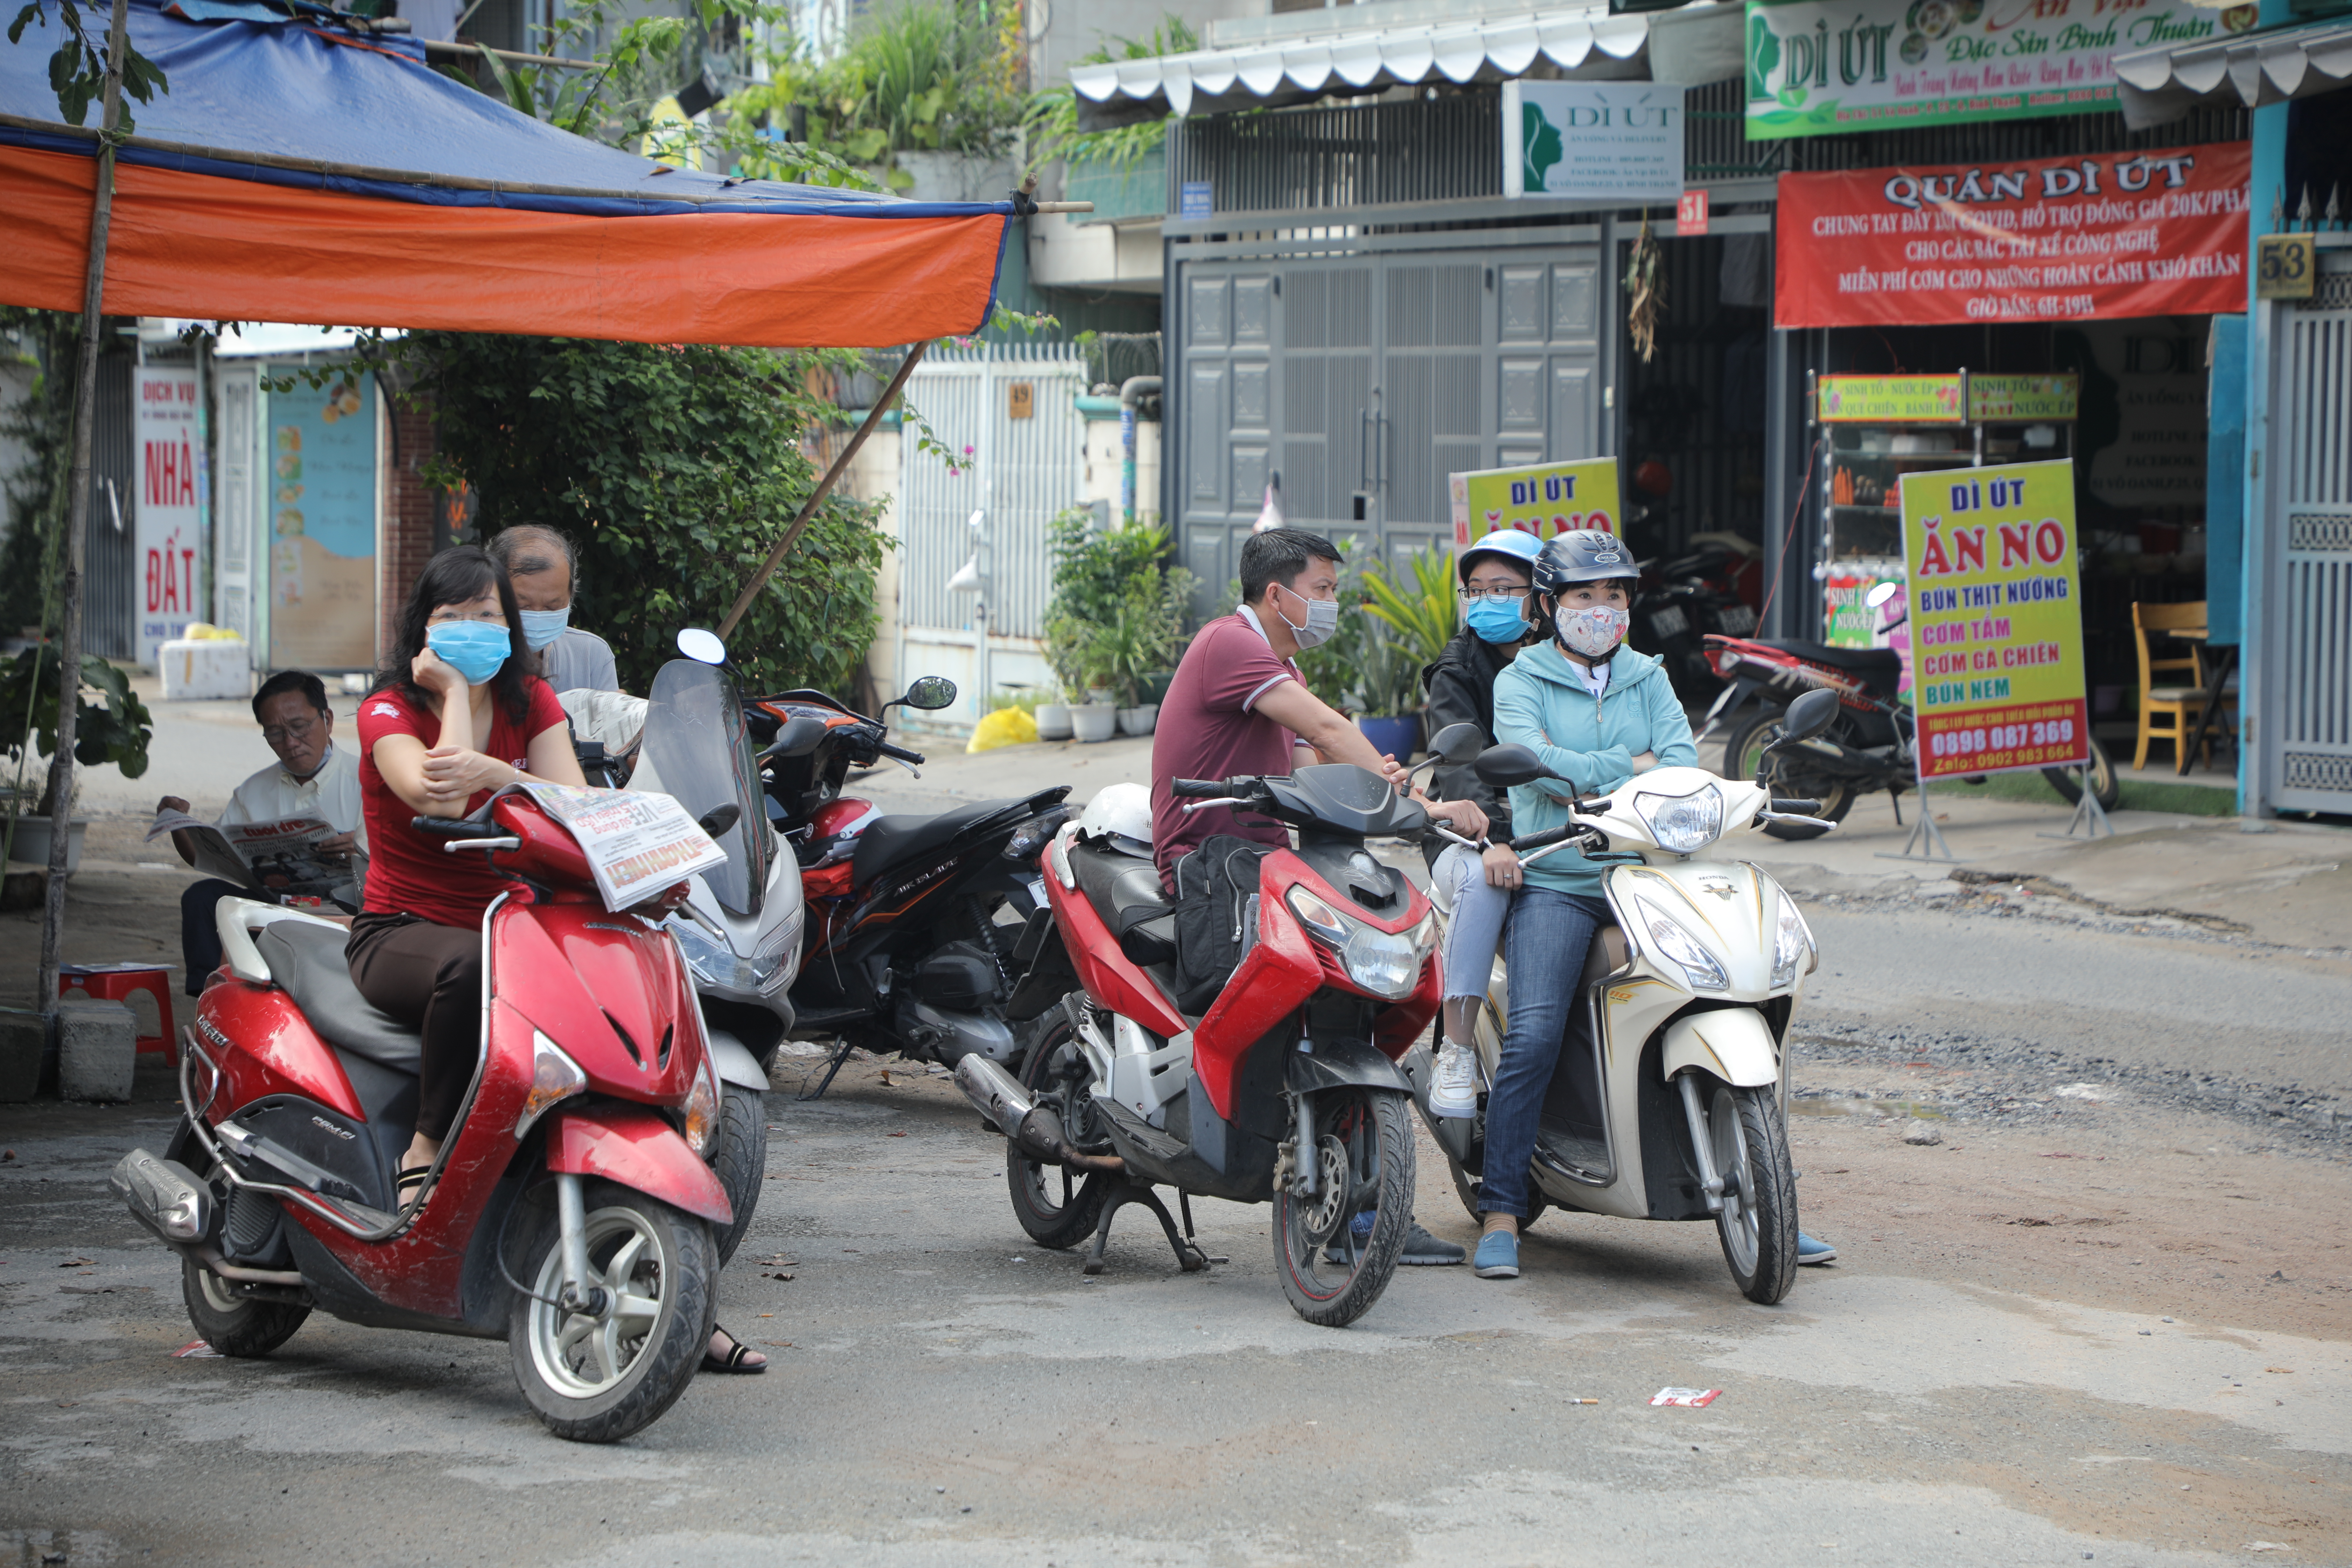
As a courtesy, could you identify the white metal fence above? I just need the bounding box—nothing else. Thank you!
[897,341,1089,645]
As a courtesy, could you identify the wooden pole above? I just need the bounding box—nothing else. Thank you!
[716,340,927,642]
[37,0,132,1011]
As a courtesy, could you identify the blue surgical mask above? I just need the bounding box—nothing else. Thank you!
[426,621,512,686]
[1466,598,1527,645]
[518,606,570,650]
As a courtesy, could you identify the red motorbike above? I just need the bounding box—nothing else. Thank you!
[109,791,732,1442]
[956,762,1442,1326]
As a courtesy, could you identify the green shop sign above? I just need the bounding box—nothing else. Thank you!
[1744,0,2260,141]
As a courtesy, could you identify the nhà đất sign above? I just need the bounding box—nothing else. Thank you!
[1776,142,2250,329]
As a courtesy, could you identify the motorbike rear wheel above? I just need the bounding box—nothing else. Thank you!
[509,1180,715,1443]
[709,1084,767,1267]
[181,1255,309,1358]
[1726,709,1858,841]
[1273,1088,1414,1329]
[1706,1083,1798,1306]
[1005,1017,1111,1250]
[2042,735,2122,811]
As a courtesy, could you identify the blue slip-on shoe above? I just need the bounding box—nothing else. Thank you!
[1797,1232,1837,1265]
[1473,1229,1520,1279]
[1323,1213,1468,1266]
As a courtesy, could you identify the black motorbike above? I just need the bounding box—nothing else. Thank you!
[1630,542,1757,704]
[1697,623,2120,841]
[743,679,1071,1099]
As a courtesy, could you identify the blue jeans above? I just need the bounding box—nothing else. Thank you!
[1480,887,1612,1219]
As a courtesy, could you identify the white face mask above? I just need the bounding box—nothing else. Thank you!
[1274,584,1342,651]
[1558,603,1630,660]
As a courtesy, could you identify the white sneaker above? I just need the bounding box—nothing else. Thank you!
[1428,1041,1480,1119]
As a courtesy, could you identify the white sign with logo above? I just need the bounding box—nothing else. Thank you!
[134,367,204,668]
[1502,80,1686,204]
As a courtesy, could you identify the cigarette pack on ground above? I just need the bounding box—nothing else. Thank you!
[1650,1387,1721,1407]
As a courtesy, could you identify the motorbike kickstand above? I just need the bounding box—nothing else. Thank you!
[1178,1190,1230,1267]
[1082,1180,1213,1276]
[796,1039,857,1102]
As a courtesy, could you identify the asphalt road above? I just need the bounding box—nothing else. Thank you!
[6,889,2352,1568]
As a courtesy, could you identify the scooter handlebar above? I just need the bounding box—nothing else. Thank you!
[1507,825,1576,852]
[1170,778,1225,798]
[1771,797,1822,814]
[875,740,926,766]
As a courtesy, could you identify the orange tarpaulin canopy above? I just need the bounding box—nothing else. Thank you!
[1,1,1013,346]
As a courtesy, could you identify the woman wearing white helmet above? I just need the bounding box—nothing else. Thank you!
[1419,529,1547,1125]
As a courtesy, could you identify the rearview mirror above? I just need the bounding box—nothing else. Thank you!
[695,803,742,839]
[1428,722,1485,765]
[1472,743,1548,789]
[1864,580,1903,610]
[676,628,726,665]
[903,676,958,711]
[1778,687,1842,745]
[759,714,828,762]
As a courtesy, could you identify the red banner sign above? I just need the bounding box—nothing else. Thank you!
[1776,142,2250,329]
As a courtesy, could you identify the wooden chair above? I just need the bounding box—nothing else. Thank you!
[2132,600,2211,770]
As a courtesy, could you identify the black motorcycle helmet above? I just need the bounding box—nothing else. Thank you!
[1530,530,1639,638]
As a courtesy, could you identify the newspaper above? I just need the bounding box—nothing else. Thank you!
[511,782,729,912]
[146,808,351,896]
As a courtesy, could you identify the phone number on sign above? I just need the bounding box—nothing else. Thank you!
[1929,716,2078,761]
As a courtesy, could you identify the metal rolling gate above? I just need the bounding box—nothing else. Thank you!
[2258,255,2352,815]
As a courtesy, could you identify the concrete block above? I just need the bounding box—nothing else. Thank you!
[159,638,251,701]
[56,997,135,1102]
[0,1007,46,1102]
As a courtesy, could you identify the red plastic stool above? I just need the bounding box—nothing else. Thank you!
[58,964,177,1065]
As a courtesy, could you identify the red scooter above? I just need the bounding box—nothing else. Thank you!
[957,760,1445,1327]
[109,790,732,1442]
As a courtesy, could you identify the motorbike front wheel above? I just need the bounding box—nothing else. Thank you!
[509,1180,715,1443]
[708,1084,767,1267]
[1706,1082,1798,1306]
[1273,1087,1415,1329]
[1726,709,1859,841]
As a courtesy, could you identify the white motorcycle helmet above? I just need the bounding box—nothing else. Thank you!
[1078,782,1155,859]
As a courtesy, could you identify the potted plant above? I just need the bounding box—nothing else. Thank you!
[1034,681,1073,742]
[1069,632,1120,744]
[1043,509,1194,744]
[2,645,153,875]
[1352,618,1424,762]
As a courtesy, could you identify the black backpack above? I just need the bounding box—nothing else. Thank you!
[1171,835,1269,1015]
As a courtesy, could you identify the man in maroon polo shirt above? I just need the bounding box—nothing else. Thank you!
[1150,528,1486,1269]
[1152,528,1488,886]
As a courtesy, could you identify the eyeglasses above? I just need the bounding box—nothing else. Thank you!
[1459,586,1534,604]
[261,716,319,746]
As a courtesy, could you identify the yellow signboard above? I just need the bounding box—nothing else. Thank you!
[1817,375,1965,425]
[1448,457,1622,551]
[1900,458,2090,778]
[1966,374,2079,424]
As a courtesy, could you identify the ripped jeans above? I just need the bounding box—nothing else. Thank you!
[1432,842,1512,1024]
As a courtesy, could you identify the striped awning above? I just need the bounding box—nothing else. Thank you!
[1069,1,1743,127]
[2114,16,2352,130]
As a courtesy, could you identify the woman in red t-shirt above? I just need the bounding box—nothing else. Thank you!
[350,546,582,1200]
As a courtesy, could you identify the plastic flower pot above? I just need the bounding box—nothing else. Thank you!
[1071,703,1119,744]
[1035,702,1074,741]
[1116,704,1158,736]
[1356,715,1420,762]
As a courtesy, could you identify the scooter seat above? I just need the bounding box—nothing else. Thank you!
[1068,839,1178,965]
[252,923,423,1074]
[850,799,1019,889]
[1749,638,1903,688]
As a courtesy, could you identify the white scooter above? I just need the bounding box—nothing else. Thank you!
[559,630,809,1265]
[1404,688,1844,1304]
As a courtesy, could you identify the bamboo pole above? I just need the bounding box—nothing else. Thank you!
[37,0,131,1011]
[717,340,925,643]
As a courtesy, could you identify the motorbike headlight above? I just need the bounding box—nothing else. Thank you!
[1770,891,1814,991]
[1634,898,1729,993]
[514,1030,589,1138]
[670,916,791,996]
[1633,784,1725,855]
[682,1052,721,1157]
[1285,887,1439,1001]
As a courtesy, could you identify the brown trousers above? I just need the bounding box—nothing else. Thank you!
[346,911,481,1141]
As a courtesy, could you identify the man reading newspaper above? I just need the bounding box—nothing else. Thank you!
[153,671,368,996]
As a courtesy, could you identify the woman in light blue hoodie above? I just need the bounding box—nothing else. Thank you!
[1472,531,1695,1279]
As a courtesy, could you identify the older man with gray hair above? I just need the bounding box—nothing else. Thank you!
[487,524,620,693]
